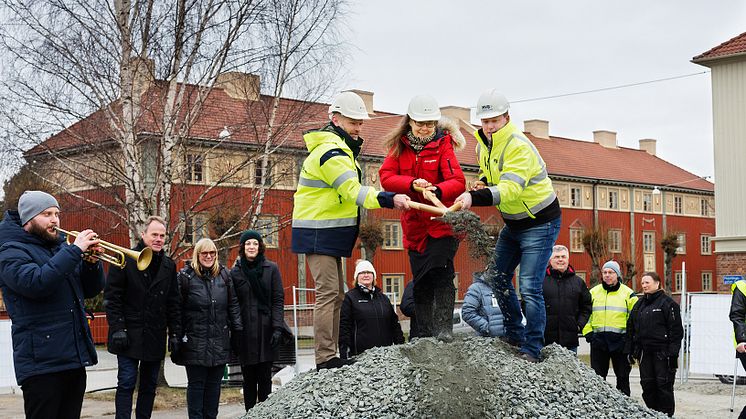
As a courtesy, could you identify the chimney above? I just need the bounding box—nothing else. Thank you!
[440,106,471,124]
[129,56,154,97]
[639,138,657,156]
[216,72,260,101]
[524,119,549,139]
[346,89,375,116]
[593,130,617,148]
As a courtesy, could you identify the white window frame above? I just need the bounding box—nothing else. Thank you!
[381,274,404,303]
[608,229,622,254]
[673,195,683,214]
[382,221,403,250]
[183,213,208,245]
[700,235,712,255]
[255,215,279,248]
[576,271,587,282]
[608,189,619,210]
[701,272,712,291]
[570,187,582,208]
[676,233,686,255]
[185,153,204,182]
[254,159,274,186]
[642,192,653,212]
[674,271,683,292]
[570,228,584,253]
[700,198,710,216]
[643,231,655,272]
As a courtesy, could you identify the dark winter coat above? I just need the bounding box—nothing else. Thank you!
[730,285,746,346]
[400,280,418,339]
[175,263,242,367]
[626,290,683,358]
[543,265,592,349]
[0,210,104,385]
[104,241,181,362]
[339,285,405,356]
[379,124,466,253]
[230,259,284,365]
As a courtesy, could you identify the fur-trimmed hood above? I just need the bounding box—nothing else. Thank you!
[438,117,466,151]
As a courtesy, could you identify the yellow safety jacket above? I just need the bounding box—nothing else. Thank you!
[731,281,746,348]
[474,121,557,221]
[291,125,390,257]
[582,282,638,335]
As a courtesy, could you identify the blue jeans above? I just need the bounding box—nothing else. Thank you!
[115,356,160,419]
[186,365,225,419]
[487,216,561,359]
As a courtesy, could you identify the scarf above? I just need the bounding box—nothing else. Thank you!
[406,130,437,153]
[331,122,364,158]
[240,253,270,314]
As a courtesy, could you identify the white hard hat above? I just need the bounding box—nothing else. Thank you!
[407,94,441,122]
[475,89,510,119]
[328,91,370,120]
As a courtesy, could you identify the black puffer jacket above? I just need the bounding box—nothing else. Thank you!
[105,241,181,361]
[339,285,404,356]
[176,263,242,367]
[730,284,746,346]
[626,290,683,358]
[230,259,284,365]
[543,265,592,348]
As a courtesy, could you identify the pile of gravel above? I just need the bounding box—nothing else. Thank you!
[240,337,666,418]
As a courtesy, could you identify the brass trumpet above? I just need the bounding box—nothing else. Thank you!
[54,227,152,271]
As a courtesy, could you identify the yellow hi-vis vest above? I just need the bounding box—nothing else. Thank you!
[730,281,746,348]
[582,282,638,335]
[474,121,557,221]
[291,126,386,257]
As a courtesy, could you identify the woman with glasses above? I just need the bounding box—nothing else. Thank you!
[379,94,466,341]
[174,238,242,419]
[230,230,287,411]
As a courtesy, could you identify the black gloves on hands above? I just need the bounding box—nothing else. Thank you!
[110,329,129,351]
[168,335,181,354]
[339,344,351,360]
[270,329,283,349]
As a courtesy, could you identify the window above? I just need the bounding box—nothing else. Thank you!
[382,221,403,249]
[643,231,655,272]
[570,187,582,207]
[676,233,686,254]
[254,159,273,186]
[185,154,204,182]
[642,192,653,212]
[700,198,710,216]
[701,272,712,291]
[183,214,208,244]
[570,228,584,252]
[255,215,279,248]
[382,274,404,303]
[608,229,622,253]
[608,189,619,210]
[673,195,683,214]
[576,271,587,282]
[701,235,712,255]
[674,272,683,292]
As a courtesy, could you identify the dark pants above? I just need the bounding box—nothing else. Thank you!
[413,267,455,338]
[186,365,225,419]
[115,355,160,419]
[21,367,86,419]
[639,350,676,417]
[241,362,272,410]
[590,343,631,396]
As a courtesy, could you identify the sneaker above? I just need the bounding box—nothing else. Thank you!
[519,352,540,363]
[499,335,521,349]
[316,357,355,370]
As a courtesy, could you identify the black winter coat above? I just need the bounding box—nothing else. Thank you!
[175,264,242,367]
[339,286,405,356]
[104,241,181,361]
[230,259,284,365]
[626,290,683,358]
[543,265,592,348]
[400,280,418,339]
[730,285,746,346]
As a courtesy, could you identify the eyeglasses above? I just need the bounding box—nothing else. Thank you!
[199,251,217,257]
[412,120,436,128]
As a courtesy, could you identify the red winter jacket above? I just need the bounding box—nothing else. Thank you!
[379,131,466,252]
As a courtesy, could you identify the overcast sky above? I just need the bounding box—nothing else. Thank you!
[340,0,746,180]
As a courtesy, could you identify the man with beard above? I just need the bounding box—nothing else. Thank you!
[0,190,104,419]
[105,216,181,419]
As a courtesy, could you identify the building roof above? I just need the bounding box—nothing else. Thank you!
[33,80,714,194]
[692,31,746,63]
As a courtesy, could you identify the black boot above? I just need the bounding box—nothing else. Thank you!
[415,300,435,338]
[433,287,455,342]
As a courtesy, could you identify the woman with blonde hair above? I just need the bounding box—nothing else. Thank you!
[174,238,242,419]
[379,94,466,341]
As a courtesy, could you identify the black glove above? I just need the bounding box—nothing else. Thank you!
[339,344,350,360]
[110,329,129,351]
[627,354,636,365]
[168,335,181,354]
[668,356,678,369]
[584,332,594,344]
[270,329,283,349]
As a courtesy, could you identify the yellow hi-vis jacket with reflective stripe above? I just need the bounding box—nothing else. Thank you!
[582,283,638,335]
[291,125,390,257]
[730,281,746,348]
[474,121,557,221]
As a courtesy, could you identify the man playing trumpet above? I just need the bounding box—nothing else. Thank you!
[0,190,104,419]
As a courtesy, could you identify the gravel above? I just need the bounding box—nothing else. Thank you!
[239,337,667,418]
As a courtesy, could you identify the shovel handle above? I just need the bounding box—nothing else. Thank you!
[408,201,447,216]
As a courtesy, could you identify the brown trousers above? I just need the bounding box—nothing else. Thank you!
[308,254,345,364]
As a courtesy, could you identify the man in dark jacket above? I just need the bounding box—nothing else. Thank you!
[543,245,592,353]
[730,279,746,419]
[105,216,181,419]
[0,190,104,419]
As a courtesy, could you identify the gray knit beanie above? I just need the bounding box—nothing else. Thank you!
[602,260,623,279]
[18,191,59,226]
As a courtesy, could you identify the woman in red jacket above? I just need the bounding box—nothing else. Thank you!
[379,94,466,341]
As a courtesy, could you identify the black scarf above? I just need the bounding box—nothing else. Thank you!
[240,253,270,314]
[331,122,364,158]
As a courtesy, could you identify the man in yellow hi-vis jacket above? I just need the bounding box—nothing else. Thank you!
[292,91,410,370]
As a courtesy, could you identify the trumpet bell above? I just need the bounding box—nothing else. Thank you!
[53,227,153,271]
